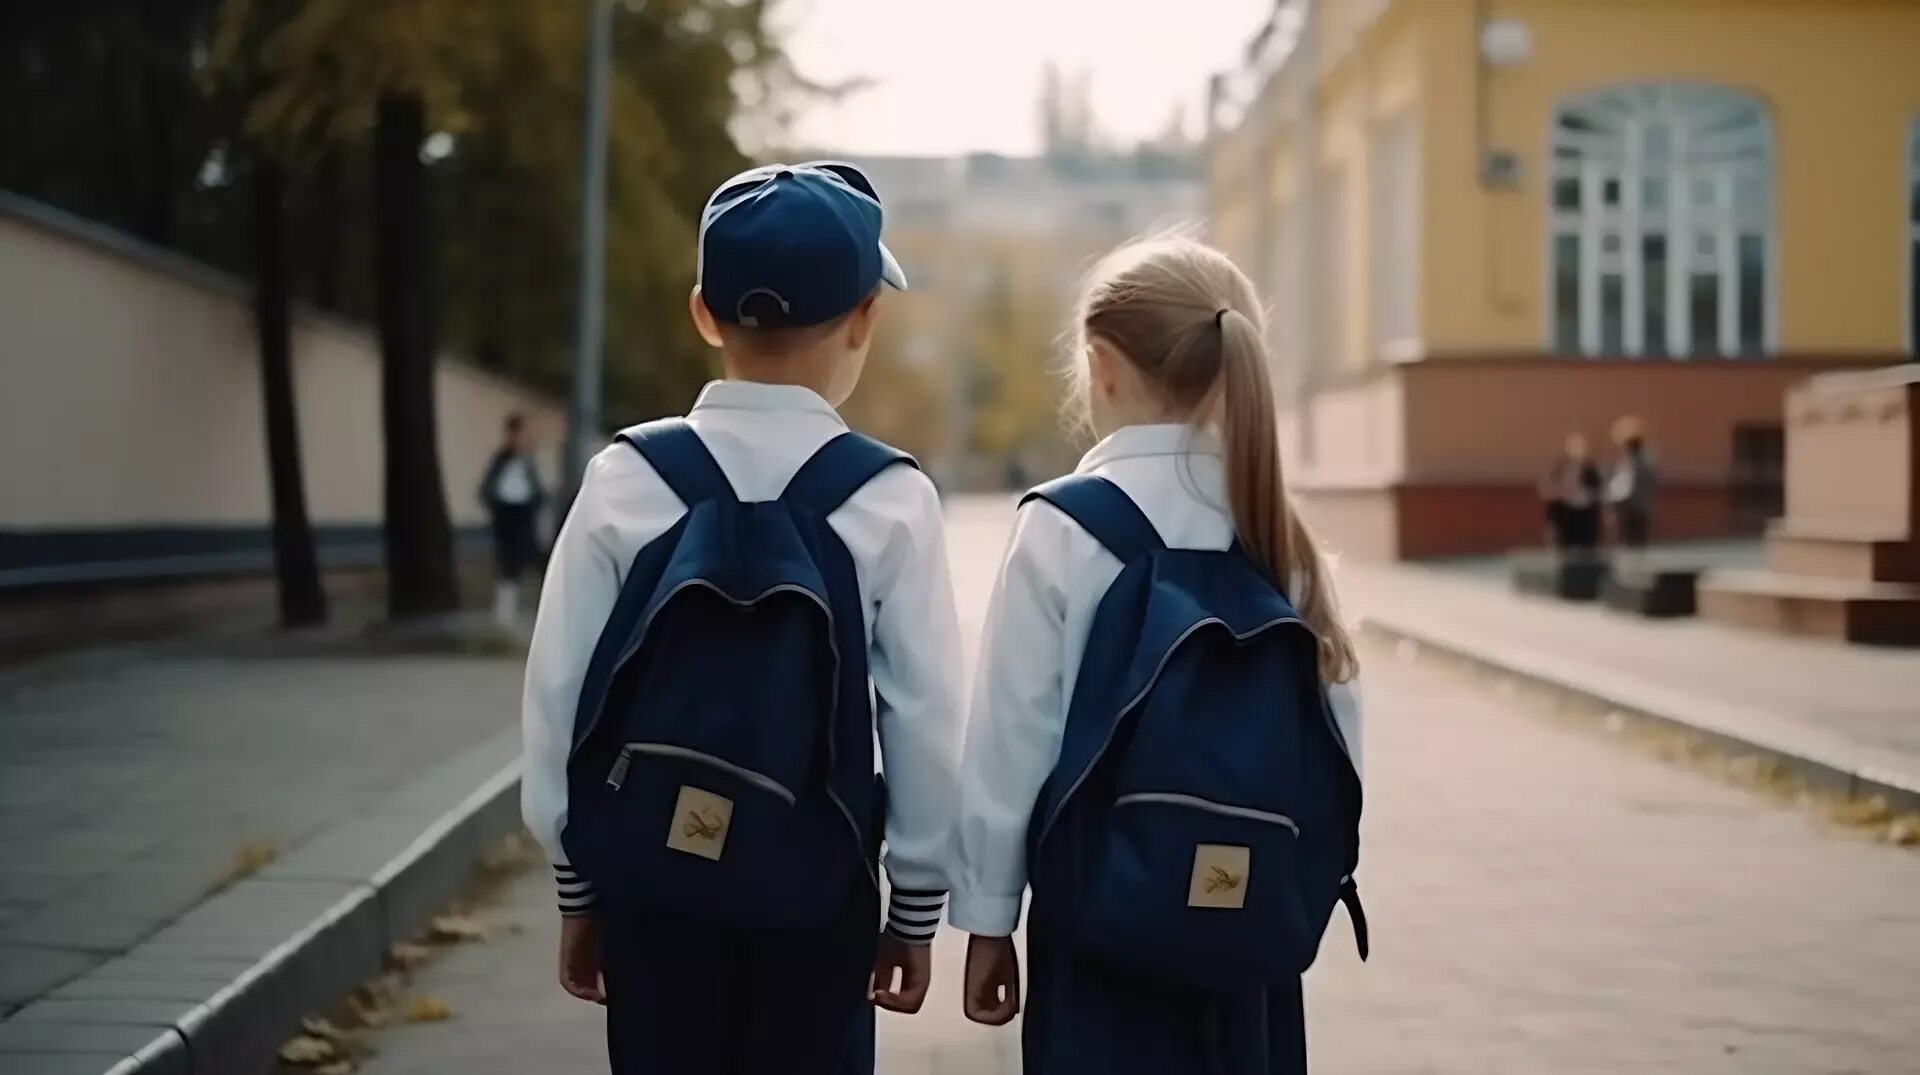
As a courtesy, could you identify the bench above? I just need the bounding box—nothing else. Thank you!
[1602,562,1702,618]
[1509,550,1610,601]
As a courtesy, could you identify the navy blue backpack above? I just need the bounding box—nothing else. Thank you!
[1025,475,1367,992]
[561,420,912,930]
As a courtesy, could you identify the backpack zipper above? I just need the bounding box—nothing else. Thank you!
[573,578,878,892]
[1113,792,1300,835]
[1034,615,1307,851]
[605,743,797,805]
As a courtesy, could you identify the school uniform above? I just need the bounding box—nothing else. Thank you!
[480,447,546,579]
[952,422,1363,1075]
[522,380,964,1074]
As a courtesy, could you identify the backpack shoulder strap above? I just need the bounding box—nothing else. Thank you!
[780,431,918,514]
[616,419,736,505]
[1021,474,1165,562]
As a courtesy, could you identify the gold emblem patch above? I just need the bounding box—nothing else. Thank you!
[1187,844,1250,909]
[665,786,733,861]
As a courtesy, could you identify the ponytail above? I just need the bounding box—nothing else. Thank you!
[1217,309,1358,685]
[1074,235,1357,685]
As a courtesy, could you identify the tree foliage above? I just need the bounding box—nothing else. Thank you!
[7,0,795,423]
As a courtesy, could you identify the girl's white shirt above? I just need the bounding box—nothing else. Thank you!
[949,422,1364,937]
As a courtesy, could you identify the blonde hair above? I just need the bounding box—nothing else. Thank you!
[1065,236,1358,684]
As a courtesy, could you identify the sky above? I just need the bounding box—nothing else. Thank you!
[777,0,1273,157]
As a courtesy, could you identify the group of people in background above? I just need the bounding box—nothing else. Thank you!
[1540,416,1657,553]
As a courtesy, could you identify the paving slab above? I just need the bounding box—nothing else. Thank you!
[0,640,528,1074]
[0,1022,165,1054]
[7,1000,187,1028]
[0,949,100,1010]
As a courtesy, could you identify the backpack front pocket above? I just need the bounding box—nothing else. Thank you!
[589,740,855,928]
[1072,791,1312,991]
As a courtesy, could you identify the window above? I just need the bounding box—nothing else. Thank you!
[1553,234,1580,353]
[1549,84,1772,358]
[1910,121,1919,356]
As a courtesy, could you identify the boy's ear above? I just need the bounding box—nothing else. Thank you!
[689,287,725,347]
[843,291,881,350]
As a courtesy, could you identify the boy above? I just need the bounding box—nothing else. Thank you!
[521,162,963,1074]
[478,412,545,626]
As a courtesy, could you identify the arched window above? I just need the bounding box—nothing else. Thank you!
[1550,84,1772,358]
[1908,120,1918,357]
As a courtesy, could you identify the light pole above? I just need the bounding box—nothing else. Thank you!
[566,0,615,497]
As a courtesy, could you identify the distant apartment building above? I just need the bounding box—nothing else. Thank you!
[847,151,1203,479]
[1208,0,1920,559]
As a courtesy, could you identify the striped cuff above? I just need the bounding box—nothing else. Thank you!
[885,887,947,944]
[554,864,597,917]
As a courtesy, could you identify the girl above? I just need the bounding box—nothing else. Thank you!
[949,236,1363,1074]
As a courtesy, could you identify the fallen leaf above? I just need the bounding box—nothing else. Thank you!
[278,1035,337,1065]
[478,832,537,874]
[300,1016,342,1040]
[210,839,280,895]
[356,1005,393,1029]
[1886,815,1920,847]
[428,915,489,943]
[405,995,454,1023]
[389,942,433,970]
[1831,796,1894,828]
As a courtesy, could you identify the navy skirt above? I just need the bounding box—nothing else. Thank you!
[1022,900,1307,1075]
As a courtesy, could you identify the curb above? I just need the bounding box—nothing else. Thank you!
[1363,617,1920,816]
[5,733,523,1075]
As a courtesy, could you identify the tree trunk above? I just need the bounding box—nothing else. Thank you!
[134,0,184,247]
[372,92,460,619]
[250,152,328,627]
[310,145,344,312]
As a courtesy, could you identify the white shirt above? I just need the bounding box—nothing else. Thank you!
[949,423,1364,937]
[520,381,965,940]
[495,455,536,505]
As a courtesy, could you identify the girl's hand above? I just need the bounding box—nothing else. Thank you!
[870,933,933,1014]
[557,914,606,1003]
[962,933,1021,1026]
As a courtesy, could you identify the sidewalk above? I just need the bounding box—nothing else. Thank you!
[1339,557,1920,809]
[0,634,525,1072]
[345,631,1920,1075]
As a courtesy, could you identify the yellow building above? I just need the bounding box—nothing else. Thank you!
[1208,0,1920,559]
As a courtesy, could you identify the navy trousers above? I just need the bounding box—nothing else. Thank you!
[1022,904,1307,1075]
[599,886,879,1075]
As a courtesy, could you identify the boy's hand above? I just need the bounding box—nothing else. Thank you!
[557,914,605,1004]
[962,933,1020,1026]
[870,933,932,1014]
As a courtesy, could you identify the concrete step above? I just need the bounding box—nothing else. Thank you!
[1766,532,1920,584]
[1698,569,1920,646]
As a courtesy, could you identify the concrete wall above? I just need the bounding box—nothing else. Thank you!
[0,196,565,536]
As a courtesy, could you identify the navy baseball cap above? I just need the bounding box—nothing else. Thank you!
[698,161,908,329]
